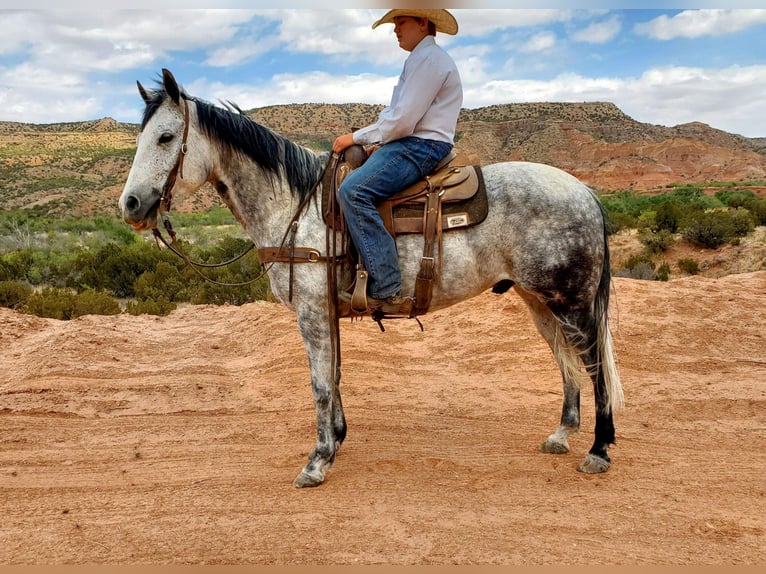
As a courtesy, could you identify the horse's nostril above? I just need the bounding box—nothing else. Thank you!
[125,195,141,213]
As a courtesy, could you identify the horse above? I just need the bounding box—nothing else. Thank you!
[119,69,623,488]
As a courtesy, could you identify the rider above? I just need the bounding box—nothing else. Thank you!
[333,9,463,310]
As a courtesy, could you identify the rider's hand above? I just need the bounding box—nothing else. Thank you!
[332,133,355,154]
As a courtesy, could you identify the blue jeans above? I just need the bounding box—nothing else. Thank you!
[338,137,452,299]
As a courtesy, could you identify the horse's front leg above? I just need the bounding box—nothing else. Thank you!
[293,304,345,488]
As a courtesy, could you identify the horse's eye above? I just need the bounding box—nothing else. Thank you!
[158,132,174,144]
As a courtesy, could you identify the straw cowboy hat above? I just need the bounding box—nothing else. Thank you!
[372,9,458,35]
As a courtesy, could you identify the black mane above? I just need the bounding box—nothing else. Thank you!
[141,87,323,202]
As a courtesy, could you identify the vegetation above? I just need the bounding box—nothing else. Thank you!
[1,182,765,318]
[0,207,269,319]
[602,184,765,279]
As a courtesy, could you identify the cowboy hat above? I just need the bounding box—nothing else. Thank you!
[372,9,458,35]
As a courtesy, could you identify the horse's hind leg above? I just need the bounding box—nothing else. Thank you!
[575,336,616,473]
[556,309,619,474]
[514,287,581,455]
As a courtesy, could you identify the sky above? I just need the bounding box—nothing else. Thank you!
[2,3,766,138]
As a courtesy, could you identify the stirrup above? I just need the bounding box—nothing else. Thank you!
[350,265,369,313]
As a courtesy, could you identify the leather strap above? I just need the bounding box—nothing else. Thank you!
[159,98,190,214]
[412,189,443,316]
[257,246,328,264]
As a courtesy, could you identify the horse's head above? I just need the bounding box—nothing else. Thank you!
[119,69,206,231]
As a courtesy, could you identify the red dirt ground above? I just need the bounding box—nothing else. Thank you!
[1,272,764,565]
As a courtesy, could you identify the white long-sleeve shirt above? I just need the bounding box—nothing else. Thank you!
[353,35,463,147]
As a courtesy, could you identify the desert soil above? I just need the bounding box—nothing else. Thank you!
[1,272,764,565]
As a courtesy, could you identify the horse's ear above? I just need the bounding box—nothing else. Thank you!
[137,81,151,105]
[162,68,181,105]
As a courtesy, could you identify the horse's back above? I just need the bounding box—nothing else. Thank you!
[482,161,599,214]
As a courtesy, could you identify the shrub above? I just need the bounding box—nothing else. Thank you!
[23,287,77,320]
[677,258,700,275]
[0,280,33,309]
[133,261,189,302]
[655,261,670,281]
[655,201,684,233]
[638,229,674,254]
[715,189,755,208]
[21,286,122,319]
[681,209,753,249]
[605,211,636,235]
[615,261,655,280]
[73,241,174,297]
[742,197,766,226]
[125,297,177,316]
[728,208,756,237]
[636,210,657,232]
[72,289,121,317]
[615,253,657,280]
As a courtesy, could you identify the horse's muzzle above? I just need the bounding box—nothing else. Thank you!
[121,192,161,230]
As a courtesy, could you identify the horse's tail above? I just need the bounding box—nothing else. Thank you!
[593,197,624,414]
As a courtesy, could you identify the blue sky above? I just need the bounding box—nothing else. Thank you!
[2,4,766,137]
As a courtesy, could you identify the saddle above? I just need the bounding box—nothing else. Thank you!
[322,145,488,317]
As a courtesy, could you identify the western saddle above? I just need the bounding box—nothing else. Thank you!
[322,145,488,319]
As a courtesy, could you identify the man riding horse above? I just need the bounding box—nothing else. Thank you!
[332,9,463,315]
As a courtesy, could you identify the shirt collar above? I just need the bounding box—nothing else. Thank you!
[411,35,436,54]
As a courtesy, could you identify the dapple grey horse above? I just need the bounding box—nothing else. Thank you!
[119,69,623,487]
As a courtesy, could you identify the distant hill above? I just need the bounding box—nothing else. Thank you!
[1,102,765,218]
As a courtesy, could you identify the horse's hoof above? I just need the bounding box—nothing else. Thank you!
[577,453,611,474]
[540,437,570,454]
[293,469,325,488]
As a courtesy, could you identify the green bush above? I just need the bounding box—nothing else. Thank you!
[125,297,177,316]
[654,201,684,233]
[742,197,766,226]
[0,281,32,309]
[73,241,175,297]
[605,211,636,235]
[72,289,121,317]
[133,261,189,302]
[22,286,121,319]
[655,261,670,281]
[616,253,656,280]
[23,287,77,320]
[636,210,657,232]
[715,189,755,208]
[677,258,700,275]
[638,229,674,254]
[681,209,755,248]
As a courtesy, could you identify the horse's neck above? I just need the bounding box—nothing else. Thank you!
[209,154,321,249]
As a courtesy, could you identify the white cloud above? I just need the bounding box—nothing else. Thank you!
[1,8,766,139]
[521,31,557,53]
[3,11,259,73]
[571,16,621,44]
[450,44,493,86]
[187,71,399,110]
[205,35,282,67]
[452,9,574,36]
[463,64,766,137]
[635,9,766,40]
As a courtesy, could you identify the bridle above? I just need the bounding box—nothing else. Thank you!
[149,96,263,286]
[150,95,339,292]
[157,96,191,216]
